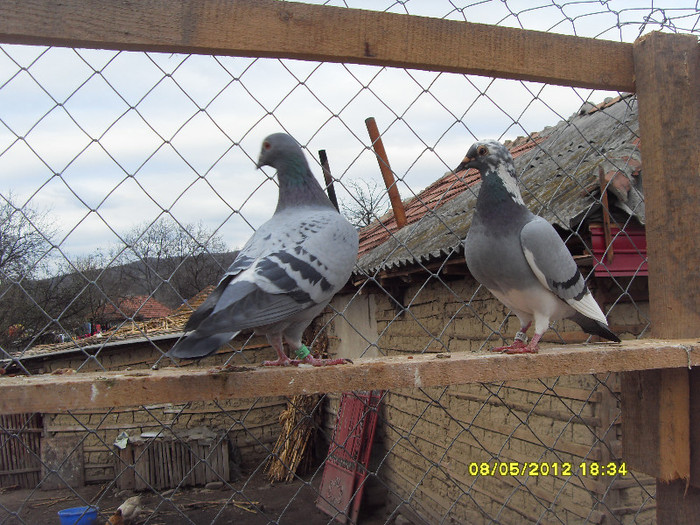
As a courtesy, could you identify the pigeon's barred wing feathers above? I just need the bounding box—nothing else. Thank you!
[520,217,607,325]
[168,132,359,362]
[183,236,263,331]
[186,207,356,335]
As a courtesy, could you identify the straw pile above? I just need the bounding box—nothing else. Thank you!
[265,394,321,482]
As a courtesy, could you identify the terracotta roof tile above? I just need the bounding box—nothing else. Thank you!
[98,295,172,321]
[357,139,541,258]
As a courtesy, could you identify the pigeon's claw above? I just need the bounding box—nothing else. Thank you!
[262,356,300,366]
[490,340,528,353]
[498,334,541,354]
[302,355,353,367]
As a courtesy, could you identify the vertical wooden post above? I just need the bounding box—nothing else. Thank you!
[621,31,700,523]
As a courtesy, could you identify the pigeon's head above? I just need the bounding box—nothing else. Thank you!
[455,139,524,205]
[454,140,514,174]
[257,133,303,170]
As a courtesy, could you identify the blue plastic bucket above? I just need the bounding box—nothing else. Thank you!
[57,506,99,525]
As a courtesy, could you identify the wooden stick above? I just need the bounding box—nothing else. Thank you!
[365,117,407,228]
[318,150,339,212]
[0,339,698,415]
[597,165,614,264]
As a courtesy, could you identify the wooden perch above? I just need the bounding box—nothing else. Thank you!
[0,339,698,415]
[0,0,634,91]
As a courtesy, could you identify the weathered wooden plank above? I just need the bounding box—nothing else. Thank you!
[622,369,690,480]
[656,480,700,525]
[0,0,634,91]
[0,339,698,415]
[637,36,700,340]
[620,32,700,492]
[622,31,700,522]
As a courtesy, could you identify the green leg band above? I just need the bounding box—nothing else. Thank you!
[295,344,311,360]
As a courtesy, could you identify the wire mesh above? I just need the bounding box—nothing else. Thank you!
[0,0,698,523]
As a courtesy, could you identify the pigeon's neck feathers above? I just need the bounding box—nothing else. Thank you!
[476,160,525,210]
[274,154,335,213]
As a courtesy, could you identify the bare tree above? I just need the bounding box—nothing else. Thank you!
[341,179,390,229]
[0,196,59,351]
[0,194,55,280]
[114,217,229,305]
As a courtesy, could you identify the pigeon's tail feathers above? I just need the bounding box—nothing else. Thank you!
[167,330,241,360]
[566,291,608,326]
[184,275,235,332]
[571,313,621,343]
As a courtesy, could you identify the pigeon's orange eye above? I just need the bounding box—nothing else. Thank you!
[477,145,488,156]
[263,141,271,150]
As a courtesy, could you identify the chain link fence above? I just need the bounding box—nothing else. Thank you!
[0,1,698,523]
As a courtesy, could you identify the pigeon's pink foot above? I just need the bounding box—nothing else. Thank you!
[503,343,539,354]
[498,333,541,354]
[302,355,353,367]
[490,340,528,353]
[262,356,301,366]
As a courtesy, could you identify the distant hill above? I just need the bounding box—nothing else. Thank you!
[0,251,239,349]
[100,251,239,308]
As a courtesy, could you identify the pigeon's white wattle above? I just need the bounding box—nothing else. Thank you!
[167,133,359,366]
[457,139,620,354]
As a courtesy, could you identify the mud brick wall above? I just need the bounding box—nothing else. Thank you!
[44,396,286,485]
[326,274,653,524]
[39,334,285,484]
[374,377,655,524]
[370,275,647,356]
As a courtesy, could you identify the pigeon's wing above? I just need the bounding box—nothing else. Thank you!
[520,217,607,325]
[194,209,358,335]
[184,237,265,331]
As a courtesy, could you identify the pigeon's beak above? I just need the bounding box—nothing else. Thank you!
[454,156,475,173]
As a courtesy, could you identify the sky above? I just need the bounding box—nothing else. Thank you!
[0,0,698,269]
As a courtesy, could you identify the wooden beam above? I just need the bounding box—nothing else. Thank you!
[656,480,700,525]
[637,32,700,340]
[621,369,690,480]
[620,31,700,521]
[0,339,698,415]
[0,0,634,91]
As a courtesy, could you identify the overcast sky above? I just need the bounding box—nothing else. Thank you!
[0,0,697,266]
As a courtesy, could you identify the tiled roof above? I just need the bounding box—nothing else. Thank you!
[355,94,641,275]
[98,295,172,321]
[357,137,542,259]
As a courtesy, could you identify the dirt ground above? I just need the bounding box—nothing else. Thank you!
[0,469,393,525]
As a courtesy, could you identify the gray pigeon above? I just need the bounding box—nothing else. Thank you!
[455,140,620,354]
[167,133,359,366]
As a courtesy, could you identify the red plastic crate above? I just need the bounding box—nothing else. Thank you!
[590,225,647,277]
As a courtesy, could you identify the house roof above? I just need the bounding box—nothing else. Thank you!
[355,94,642,276]
[97,295,172,321]
[6,291,217,363]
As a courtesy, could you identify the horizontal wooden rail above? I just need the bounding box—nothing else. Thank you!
[1,339,697,414]
[0,0,634,91]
